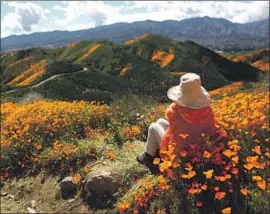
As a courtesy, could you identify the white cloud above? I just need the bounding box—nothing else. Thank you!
[120,1,269,23]
[1,1,50,37]
[1,1,269,38]
[52,1,121,29]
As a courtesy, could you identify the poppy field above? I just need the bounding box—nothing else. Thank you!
[0,81,269,213]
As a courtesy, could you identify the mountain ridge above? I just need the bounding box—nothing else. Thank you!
[1,16,269,52]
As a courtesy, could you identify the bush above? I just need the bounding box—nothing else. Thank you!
[18,92,44,104]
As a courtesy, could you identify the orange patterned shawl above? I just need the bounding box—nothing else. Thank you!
[160,102,217,158]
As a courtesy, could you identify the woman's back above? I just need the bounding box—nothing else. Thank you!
[162,102,217,151]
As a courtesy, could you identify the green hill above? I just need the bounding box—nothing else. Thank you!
[1,34,260,103]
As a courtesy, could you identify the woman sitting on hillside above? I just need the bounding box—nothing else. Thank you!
[137,73,217,169]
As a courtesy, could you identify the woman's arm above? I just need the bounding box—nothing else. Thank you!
[160,103,177,157]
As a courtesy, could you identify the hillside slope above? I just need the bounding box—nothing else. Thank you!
[220,49,269,71]
[1,35,261,103]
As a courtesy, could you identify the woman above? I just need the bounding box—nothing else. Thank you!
[137,73,217,168]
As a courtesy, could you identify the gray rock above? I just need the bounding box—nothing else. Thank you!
[6,194,15,200]
[60,176,77,199]
[68,198,75,203]
[85,168,122,196]
[1,192,7,196]
[27,207,36,213]
[18,184,25,189]
[31,200,37,208]
[15,190,23,201]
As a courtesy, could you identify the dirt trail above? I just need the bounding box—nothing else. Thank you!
[2,67,89,95]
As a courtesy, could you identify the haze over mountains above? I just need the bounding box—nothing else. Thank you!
[1,16,269,52]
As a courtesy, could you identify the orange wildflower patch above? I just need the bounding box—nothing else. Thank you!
[17,69,46,86]
[119,67,129,76]
[151,50,175,67]
[251,60,269,71]
[7,56,34,69]
[124,33,150,45]
[7,59,47,86]
[168,72,187,76]
[209,82,243,97]
[78,44,102,61]
[66,42,78,50]
[72,173,81,184]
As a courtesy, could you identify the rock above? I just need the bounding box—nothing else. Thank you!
[18,183,25,189]
[27,207,36,213]
[1,192,7,196]
[6,194,15,200]
[68,198,75,203]
[15,190,24,201]
[85,167,122,196]
[60,176,77,199]
[31,200,37,208]
[26,187,34,193]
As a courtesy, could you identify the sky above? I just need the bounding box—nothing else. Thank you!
[1,1,269,38]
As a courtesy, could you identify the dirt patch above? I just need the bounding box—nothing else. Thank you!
[0,171,110,213]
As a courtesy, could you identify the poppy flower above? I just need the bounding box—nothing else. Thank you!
[241,188,248,195]
[203,169,214,179]
[215,192,226,200]
[222,207,231,214]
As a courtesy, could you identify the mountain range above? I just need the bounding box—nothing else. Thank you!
[1,16,269,52]
[1,34,260,103]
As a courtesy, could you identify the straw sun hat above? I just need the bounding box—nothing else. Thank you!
[167,73,211,109]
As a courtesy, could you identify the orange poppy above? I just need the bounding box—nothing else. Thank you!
[180,150,188,157]
[241,188,248,195]
[196,201,203,207]
[222,207,231,214]
[215,192,226,200]
[201,184,207,190]
[203,169,214,179]
[252,176,262,181]
[257,180,266,190]
[243,163,254,170]
[252,146,262,155]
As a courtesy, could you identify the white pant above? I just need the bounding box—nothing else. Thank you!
[146,118,169,156]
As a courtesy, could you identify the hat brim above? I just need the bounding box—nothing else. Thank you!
[167,85,210,109]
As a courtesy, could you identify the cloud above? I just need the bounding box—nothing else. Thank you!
[52,1,120,30]
[119,1,269,23]
[1,1,50,37]
[1,1,269,38]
